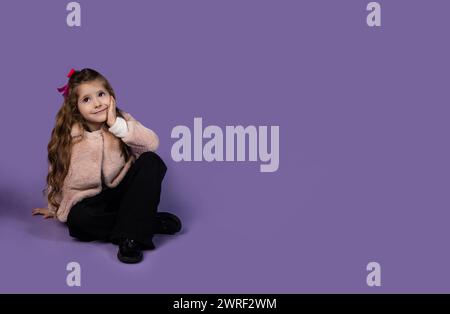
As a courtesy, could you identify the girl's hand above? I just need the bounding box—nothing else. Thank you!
[106,96,117,127]
[32,207,55,219]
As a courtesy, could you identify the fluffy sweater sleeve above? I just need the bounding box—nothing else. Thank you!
[114,111,160,158]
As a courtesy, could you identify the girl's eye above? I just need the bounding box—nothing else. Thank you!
[99,92,105,97]
[83,98,90,103]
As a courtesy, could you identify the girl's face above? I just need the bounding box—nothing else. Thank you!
[76,80,112,131]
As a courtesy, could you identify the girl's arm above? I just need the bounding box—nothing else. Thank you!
[108,111,160,158]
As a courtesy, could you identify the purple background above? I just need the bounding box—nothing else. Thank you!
[0,0,449,292]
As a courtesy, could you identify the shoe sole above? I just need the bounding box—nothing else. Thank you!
[156,212,182,234]
[117,251,143,264]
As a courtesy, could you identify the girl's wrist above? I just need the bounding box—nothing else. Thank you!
[108,117,128,138]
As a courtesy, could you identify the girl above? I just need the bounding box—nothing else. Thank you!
[32,68,182,264]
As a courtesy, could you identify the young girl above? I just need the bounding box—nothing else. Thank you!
[32,68,182,264]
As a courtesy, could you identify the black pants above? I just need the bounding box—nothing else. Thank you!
[66,151,167,249]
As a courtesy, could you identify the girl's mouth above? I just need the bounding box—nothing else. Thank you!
[93,108,107,114]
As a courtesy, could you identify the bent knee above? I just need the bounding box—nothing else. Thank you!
[138,151,167,172]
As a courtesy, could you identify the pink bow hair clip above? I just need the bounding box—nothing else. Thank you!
[57,68,76,97]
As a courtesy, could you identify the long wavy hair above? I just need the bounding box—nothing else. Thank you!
[43,68,132,213]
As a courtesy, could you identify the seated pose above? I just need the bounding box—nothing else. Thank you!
[32,68,182,264]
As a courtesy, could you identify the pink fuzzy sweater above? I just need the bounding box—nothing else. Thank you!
[47,111,159,222]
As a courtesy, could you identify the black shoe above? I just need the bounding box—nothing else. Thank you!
[155,212,182,235]
[117,238,143,264]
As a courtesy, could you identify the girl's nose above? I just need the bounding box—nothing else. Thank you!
[93,98,101,107]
